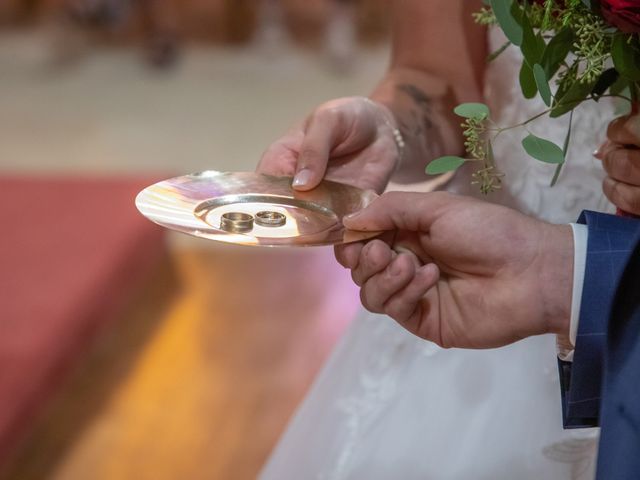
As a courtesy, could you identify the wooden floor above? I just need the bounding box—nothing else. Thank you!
[4,242,359,480]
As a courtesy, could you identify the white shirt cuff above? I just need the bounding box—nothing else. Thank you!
[557,223,588,362]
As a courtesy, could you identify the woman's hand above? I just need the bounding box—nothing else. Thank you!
[597,113,640,215]
[257,96,401,194]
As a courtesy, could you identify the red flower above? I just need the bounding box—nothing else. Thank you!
[600,0,640,33]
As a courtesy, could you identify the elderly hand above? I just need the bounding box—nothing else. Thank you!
[335,192,574,349]
[257,96,401,194]
[597,113,640,215]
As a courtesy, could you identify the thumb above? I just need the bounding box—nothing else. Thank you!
[343,192,452,232]
[292,109,342,191]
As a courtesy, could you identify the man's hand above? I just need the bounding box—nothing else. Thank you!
[597,113,640,215]
[335,192,574,349]
[257,96,400,194]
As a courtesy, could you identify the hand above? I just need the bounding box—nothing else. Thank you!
[597,113,640,215]
[335,192,574,349]
[257,96,400,194]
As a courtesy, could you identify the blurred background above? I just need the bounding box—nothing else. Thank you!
[0,1,390,479]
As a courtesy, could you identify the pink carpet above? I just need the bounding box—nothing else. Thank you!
[0,175,166,463]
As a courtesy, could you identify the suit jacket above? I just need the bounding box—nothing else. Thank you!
[558,210,640,479]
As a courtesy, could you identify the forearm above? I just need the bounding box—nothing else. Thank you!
[370,68,463,183]
[368,0,486,184]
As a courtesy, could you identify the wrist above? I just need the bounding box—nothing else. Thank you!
[539,224,573,337]
[362,97,405,173]
[370,69,464,183]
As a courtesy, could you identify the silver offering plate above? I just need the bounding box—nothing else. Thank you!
[135,171,381,247]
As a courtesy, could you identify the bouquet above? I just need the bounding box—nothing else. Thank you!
[427,0,640,194]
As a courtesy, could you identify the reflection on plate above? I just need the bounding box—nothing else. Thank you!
[135,171,381,247]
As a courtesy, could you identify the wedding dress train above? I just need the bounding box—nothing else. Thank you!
[260,29,616,480]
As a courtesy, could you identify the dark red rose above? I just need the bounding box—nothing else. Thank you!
[600,0,640,33]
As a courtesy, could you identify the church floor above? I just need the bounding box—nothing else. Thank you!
[4,244,358,480]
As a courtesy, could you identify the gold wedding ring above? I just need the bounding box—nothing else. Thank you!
[220,212,254,233]
[255,211,287,227]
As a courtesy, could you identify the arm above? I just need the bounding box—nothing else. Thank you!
[257,0,487,192]
[371,0,487,183]
[559,211,640,428]
[333,192,640,431]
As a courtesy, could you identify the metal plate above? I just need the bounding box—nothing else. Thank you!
[135,171,381,247]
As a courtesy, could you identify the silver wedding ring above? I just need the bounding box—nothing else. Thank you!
[255,211,286,227]
[220,212,254,233]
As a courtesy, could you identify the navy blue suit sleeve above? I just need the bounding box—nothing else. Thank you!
[559,211,640,429]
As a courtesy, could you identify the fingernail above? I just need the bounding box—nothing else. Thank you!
[292,168,312,188]
[593,147,604,159]
[343,212,362,227]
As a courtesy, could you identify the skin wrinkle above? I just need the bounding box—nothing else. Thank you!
[437,282,456,348]
[351,241,386,286]
[423,212,553,347]
[603,177,638,212]
[384,265,435,331]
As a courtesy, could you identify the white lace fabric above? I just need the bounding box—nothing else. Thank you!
[259,28,614,480]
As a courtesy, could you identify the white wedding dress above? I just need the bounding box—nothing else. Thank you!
[260,29,616,480]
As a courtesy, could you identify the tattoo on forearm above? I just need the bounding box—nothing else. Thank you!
[396,83,444,159]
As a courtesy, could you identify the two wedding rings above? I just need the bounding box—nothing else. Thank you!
[220,210,287,233]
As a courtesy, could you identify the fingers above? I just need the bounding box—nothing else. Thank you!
[602,148,640,184]
[607,114,640,147]
[256,107,343,190]
[343,191,454,233]
[257,141,299,176]
[603,176,640,216]
[334,242,363,270]
[383,263,439,327]
[258,128,304,176]
[292,108,344,191]
[350,240,394,286]
[336,239,394,285]
[360,253,417,313]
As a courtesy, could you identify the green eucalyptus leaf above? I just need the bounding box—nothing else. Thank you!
[426,156,467,175]
[453,103,490,119]
[533,64,552,106]
[541,27,574,78]
[520,12,545,66]
[612,34,640,82]
[610,74,630,96]
[522,134,565,164]
[519,61,537,99]
[554,63,578,102]
[551,76,597,118]
[490,0,523,46]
